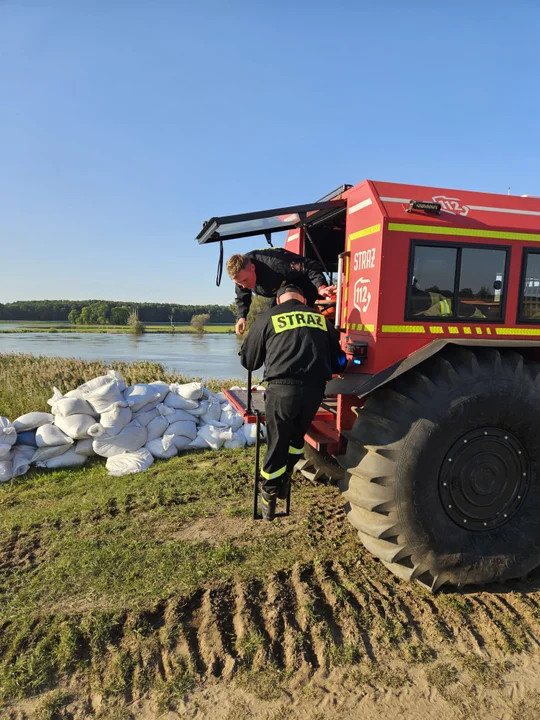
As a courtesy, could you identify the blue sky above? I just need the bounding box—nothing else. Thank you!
[1,0,539,305]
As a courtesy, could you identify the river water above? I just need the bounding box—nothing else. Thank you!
[0,328,246,380]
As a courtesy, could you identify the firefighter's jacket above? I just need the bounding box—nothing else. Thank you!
[234,248,327,320]
[239,299,346,386]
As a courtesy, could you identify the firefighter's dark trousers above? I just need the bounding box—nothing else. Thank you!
[261,382,325,494]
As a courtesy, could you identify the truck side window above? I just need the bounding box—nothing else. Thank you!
[458,248,506,321]
[408,243,508,321]
[520,251,540,321]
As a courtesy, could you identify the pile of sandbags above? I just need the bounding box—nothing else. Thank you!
[0,371,264,481]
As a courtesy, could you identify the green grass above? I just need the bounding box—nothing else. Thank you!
[0,323,235,334]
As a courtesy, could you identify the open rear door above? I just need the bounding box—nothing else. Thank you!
[196,200,346,244]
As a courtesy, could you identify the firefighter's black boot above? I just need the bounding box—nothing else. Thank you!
[260,487,277,521]
[277,472,291,500]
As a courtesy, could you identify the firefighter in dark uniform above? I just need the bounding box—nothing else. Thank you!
[226,248,336,335]
[240,284,346,521]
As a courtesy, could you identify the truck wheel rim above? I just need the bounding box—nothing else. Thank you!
[439,427,529,531]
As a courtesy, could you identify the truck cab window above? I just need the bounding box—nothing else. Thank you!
[520,251,540,321]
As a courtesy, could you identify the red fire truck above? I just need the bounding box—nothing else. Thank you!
[197,180,540,590]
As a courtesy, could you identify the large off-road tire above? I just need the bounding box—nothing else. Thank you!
[339,346,540,590]
[296,443,345,486]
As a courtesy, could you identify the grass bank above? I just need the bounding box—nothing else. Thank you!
[0,324,235,334]
[0,354,247,419]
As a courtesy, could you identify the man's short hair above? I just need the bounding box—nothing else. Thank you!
[276,284,305,300]
[226,254,250,279]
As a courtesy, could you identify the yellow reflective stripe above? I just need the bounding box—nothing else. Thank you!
[389,222,540,243]
[347,223,381,246]
[476,327,483,334]
[463,327,472,334]
[272,311,326,334]
[364,324,375,332]
[429,326,444,334]
[288,445,304,455]
[496,327,540,336]
[261,465,288,481]
[486,328,492,334]
[449,326,459,334]
[382,325,425,333]
[440,299,452,315]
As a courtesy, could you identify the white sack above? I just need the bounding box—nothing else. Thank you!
[201,400,226,426]
[67,370,126,397]
[13,412,54,432]
[47,387,97,417]
[189,435,210,449]
[197,424,227,450]
[11,446,34,477]
[187,400,208,418]
[35,424,74,448]
[35,448,88,469]
[0,417,17,447]
[32,444,72,463]
[123,384,165,413]
[75,439,95,457]
[167,420,197,441]
[150,381,170,398]
[99,403,132,435]
[146,416,169,442]
[157,405,196,424]
[243,423,259,447]
[224,429,247,450]
[163,392,198,411]
[92,421,147,458]
[172,435,192,451]
[146,434,178,459]
[202,388,225,403]
[81,378,125,413]
[133,407,159,427]
[0,460,13,482]
[220,403,244,432]
[54,413,96,440]
[171,381,203,401]
[106,448,154,477]
[0,444,12,460]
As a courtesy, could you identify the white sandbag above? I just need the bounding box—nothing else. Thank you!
[106,448,153,477]
[171,381,203,401]
[146,416,169,442]
[150,381,170,398]
[11,446,34,477]
[35,448,88,469]
[31,443,73,463]
[0,460,13,482]
[167,420,197,441]
[189,435,210,449]
[92,421,147,458]
[35,424,74,448]
[197,424,227,450]
[132,407,159,427]
[54,413,96,440]
[201,400,226,426]
[81,378,125,414]
[13,412,54,432]
[220,403,244,432]
[157,405,196,423]
[123,383,165,413]
[75,439,95,457]
[48,388,97,417]
[187,400,208,417]
[99,403,132,435]
[172,435,192,451]
[163,391,198,411]
[243,423,258,447]
[0,444,12,460]
[202,388,225,403]
[0,417,17,447]
[68,370,126,396]
[224,429,247,450]
[146,434,178,459]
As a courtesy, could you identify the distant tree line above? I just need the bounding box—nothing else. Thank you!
[0,300,235,324]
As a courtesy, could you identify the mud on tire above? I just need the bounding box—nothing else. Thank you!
[339,346,540,590]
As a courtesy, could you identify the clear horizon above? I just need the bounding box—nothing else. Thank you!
[2,0,539,305]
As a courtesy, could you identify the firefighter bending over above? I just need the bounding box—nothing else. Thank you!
[240,284,346,521]
[227,248,336,335]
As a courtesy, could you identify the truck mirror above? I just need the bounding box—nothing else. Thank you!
[493,280,502,290]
